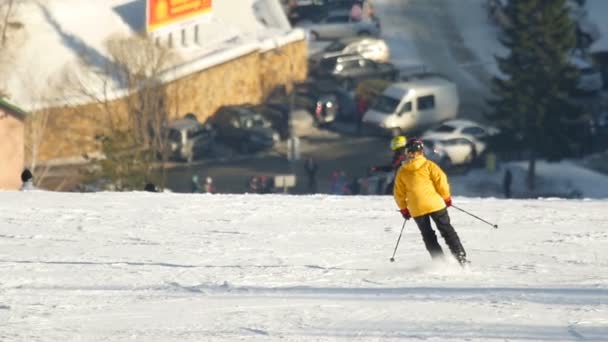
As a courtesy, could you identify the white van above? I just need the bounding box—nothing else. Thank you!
[362,77,459,136]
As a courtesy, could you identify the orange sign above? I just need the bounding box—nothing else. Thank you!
[147,0,212,33]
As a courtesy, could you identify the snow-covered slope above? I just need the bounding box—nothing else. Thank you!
[0,192,606,341]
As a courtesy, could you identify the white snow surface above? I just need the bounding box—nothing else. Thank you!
[1,191,607,341]
[451,160,608,199]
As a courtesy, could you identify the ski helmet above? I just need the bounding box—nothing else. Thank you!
[390,136,407,151]
[405,138,424,154]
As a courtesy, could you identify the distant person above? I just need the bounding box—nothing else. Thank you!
[330,170,349,195]
[20,168,37,191]
[330,170,340,194]
[362,0,374,20]
[356,97,368,134]
[393,138,468,266]
[370,135,408,194]
[304,157,318,193]
[203,176,216,194]
[349,177,361,195]
[259,175,271,194]
[468,141,478,168]
[191,175,202,193]
[248,176,261,194]
[144,182,157,192]
[338,171,351,195]
[350,2,363,21]
[503,168,512,199]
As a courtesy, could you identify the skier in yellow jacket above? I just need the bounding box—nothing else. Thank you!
[393,138,468,266]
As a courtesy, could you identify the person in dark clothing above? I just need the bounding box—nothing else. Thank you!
[304,157,318,193]
[144,183,157,192]
[503,168,512,199]
[356,97,368,134]
[393,138,468,266]
[248,176,261,194]
[370,135,407,194]
[203,176,216,194]
[20,168,37,191]
[349,177,360,195]
[259,176,273,194]
[191,175,202,193]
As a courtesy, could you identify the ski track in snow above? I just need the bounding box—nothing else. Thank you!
[0,191,607,341]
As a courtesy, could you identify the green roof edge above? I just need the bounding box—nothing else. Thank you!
[0,97,27,117]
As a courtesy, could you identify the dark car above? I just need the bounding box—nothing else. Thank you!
[265,80,357,125]
[208,106,280,154]
[294,81,357,124]
[287,2,327,25]
[246,103,291,140]
[287,0,366,25]
[165,118,215,162]
[310,54,399,90]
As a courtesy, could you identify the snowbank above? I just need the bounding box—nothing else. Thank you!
[451,159,608,199]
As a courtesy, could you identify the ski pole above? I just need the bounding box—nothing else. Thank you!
[451,204,498,229]
[389,219,407,262]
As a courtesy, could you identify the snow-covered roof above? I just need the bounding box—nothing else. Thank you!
[2,0,304,111]
[0,97,27,118]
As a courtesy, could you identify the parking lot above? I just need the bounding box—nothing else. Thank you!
[162,0,501,194]
[41,0,607,194]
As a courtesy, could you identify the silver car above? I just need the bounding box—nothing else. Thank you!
[300,10,381,41]
[309,36,390,64]
[166,118,215,163]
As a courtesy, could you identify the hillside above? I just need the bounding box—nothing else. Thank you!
[1,192,607,341]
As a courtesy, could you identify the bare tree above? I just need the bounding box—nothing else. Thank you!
[0,0,18,96]
[21,71,76,191]
[24,103,51,185]
[71,33,180,191]
[0,0,16,47]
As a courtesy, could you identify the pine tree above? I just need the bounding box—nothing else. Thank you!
[489,0,584,190]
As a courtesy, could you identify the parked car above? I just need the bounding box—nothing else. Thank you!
[287,1,375,25]
[265,80,357,125]
[362,76,460,136]
[311,54,399,90]
[309,36,390,64]
[208,106,280,154]
[299,10,380,41]
[422,141,450,168]
[287,1,328,24]
[246,103,291,139]
[421,134,479,167]
[298,81,357,124]
[166,118,215,162]
[423,119,500,148]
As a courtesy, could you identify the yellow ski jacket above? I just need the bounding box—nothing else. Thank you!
[393,154,451,217]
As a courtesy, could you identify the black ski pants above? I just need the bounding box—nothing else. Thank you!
[413,208,465,260]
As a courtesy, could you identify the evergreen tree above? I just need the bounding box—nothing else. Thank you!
[489,0,584,190]
[84,131,158,191]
